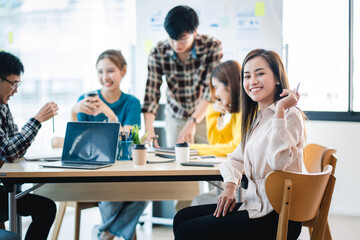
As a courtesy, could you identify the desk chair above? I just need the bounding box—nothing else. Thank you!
[265,161,336,240]
[50,137,99,240]
[303,144,337,239]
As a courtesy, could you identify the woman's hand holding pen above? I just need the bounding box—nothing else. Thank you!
[34,102,58,123]
[275,87,300,119]
[214,182,237,218]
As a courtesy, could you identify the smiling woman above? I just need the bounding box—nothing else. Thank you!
[71,49,140,131]
[69,49,147,240]
[173,49,306,240]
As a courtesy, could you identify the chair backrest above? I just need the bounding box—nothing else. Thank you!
[266,157,337,240]
[266,165,333,222]
[304,143,337,174]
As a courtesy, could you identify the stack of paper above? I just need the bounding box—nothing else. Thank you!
[154,147,199,159]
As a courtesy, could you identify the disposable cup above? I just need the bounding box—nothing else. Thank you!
[132,144,147,166]
[175,142,190,163]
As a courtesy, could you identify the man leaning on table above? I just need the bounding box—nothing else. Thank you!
[142,5,223,147]
[0,51,58,240]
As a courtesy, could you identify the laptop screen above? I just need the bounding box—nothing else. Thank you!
[61,122,120,164]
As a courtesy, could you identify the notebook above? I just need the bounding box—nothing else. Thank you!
[40,122,120,170]
[154,147,199,159]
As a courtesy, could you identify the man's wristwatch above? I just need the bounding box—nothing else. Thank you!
[188,116,197,124]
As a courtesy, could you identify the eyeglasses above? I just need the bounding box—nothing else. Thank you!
[0,76,21,89]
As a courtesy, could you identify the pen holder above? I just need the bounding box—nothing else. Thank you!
[117,140,133,160]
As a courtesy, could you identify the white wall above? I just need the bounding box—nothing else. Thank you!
[305,120,360,216]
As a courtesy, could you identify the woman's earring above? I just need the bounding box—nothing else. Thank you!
[276,82,280,85]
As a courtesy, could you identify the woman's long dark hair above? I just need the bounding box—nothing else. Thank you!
[209,60,242,113]
[240,49,289,151]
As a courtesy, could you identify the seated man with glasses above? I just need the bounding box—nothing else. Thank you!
[0,51,58,240]
[0,76,21,90]
[142,5,223,148]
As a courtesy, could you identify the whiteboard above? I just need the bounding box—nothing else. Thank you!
[134,0,282,102]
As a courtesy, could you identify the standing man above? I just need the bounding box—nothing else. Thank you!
[142,5,223,147]
[0,51,58,240]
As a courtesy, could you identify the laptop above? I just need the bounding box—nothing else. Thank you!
[41,122,120,170]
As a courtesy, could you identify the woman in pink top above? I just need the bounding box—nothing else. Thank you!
[173,49,306,240]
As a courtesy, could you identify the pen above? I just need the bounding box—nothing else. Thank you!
[287,82,300,113]
[52,117,55,133]
[295,82,300,94]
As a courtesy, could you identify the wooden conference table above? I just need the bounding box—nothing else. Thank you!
[0,155,223,233]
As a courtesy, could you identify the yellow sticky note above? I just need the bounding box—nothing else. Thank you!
[144,39,154,54]
[255,2,265,16]
[8,32,13,44]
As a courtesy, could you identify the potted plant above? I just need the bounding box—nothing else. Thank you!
[131,125,148,146]
[130,125,148,166]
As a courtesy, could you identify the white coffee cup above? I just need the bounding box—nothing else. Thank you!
[132,144,147,166]
[175,142,190,163]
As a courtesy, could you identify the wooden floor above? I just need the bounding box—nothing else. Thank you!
[11,204,360,239]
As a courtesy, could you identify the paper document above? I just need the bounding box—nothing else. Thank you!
[24,148,62,161]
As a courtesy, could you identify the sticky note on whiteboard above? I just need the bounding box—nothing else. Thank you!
[8,32,14,44]
[144,39,154,54]
[255,2,265,16]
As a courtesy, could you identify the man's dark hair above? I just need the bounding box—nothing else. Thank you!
[0,51,24,78]
[164,5,199,40]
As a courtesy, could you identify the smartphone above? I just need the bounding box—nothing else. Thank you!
[86,91,98,97]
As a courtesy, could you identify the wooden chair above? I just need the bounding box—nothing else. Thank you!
[265,162,336,240]
[304,143,337,174]
[50,137,99,240]
[303,144,337,239]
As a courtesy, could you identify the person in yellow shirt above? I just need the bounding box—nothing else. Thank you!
[191,60,242,156]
